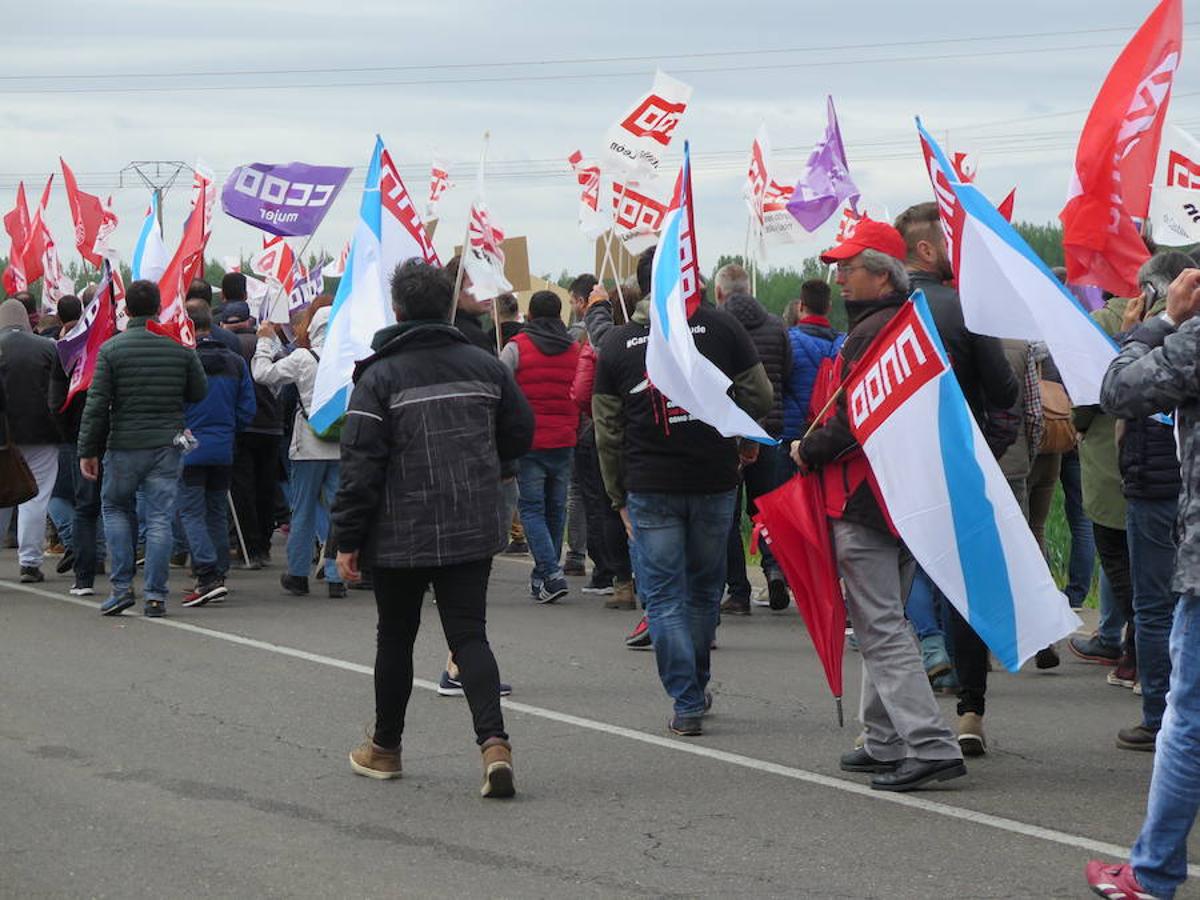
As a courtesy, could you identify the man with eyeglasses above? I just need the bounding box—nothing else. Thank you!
[792,218,965,792]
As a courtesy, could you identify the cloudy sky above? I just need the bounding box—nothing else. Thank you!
[5,0,1197,282]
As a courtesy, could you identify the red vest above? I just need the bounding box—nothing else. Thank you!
[513,332,581,450]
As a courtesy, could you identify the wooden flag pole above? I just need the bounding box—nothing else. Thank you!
[449,132,490,324]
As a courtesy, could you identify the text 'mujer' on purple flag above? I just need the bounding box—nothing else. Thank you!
[221,162,353,238]
[786,96,860,233]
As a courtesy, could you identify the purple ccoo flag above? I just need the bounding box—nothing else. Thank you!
[786,96,859,233]
[222,162,353,237]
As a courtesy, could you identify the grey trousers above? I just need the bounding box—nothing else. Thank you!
[833,519,961,763]
[566,462,587,562]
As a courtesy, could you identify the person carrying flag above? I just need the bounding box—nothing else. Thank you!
[793,219,965,792]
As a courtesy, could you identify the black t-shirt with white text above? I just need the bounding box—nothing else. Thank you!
[594,305,760,496]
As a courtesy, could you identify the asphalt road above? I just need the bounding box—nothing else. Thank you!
[1,545,1196,899]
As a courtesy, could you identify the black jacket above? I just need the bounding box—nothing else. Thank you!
[48,351,87,445]
[0,327,62,445]
[722,293,790,437]
[332,321,534,568]
[1119,416,1182,501]
[455,311,495,355]
[488,320,523,349]
[232,328,283,435]
[910,271,1018,424]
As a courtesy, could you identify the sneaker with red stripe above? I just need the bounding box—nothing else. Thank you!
[625,615,651,650]
[1085,860,1159,899]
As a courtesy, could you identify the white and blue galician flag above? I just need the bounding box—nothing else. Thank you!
[646,142,774,443]
[309,135,439,432]
[847,291,1081,670]
[915,118,1119,406]
[130,192,169,282]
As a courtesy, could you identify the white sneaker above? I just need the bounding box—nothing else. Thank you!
[69,585,95,597]
[749,587,771,607]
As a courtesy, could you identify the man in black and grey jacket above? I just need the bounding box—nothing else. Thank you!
[334,259,533,798]
[713,262,792,613]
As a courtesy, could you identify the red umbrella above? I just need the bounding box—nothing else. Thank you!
[752,472,847,725]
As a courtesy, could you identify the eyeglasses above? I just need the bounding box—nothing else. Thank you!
[836,264,866,276]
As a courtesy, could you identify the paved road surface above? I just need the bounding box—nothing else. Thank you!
[1,546,1195,898]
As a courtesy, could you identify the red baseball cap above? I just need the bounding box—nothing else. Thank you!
[820,218,907,264]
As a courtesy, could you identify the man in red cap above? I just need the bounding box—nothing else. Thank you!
[792,218,965,792]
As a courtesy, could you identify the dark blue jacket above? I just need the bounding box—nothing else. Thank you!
[184,336,256,467]
[781,317,844,440]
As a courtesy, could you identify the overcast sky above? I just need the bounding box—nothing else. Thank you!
[5,0,1197,283]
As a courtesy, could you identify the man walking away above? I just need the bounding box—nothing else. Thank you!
[335,260,533,797]
[713,263,791,613]
[593,248,772,737]
[177,301,255,607]
[77,280,207,617]
[0,298,61,582]
[501,290,581,603]
[1086,266,1200,900]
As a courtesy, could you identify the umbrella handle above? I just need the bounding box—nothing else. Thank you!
[835,696,844,728]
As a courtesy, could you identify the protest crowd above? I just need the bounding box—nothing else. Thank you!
[2,1,1199,896]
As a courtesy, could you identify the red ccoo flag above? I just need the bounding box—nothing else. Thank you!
[60,157,109,267]
[3,182,31,294]
[1060,0,1182,297]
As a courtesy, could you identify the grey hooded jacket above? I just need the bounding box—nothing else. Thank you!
[1100,313,1199,598]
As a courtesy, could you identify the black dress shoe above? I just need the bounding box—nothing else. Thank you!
[839,746,901,773]
[870,757,966,792]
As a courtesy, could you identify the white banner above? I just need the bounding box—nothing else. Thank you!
[1149,123,1200,246]
[603,69,692,176]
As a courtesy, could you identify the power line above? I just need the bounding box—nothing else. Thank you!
[3,21,1187,83]
[0,37,1184,96]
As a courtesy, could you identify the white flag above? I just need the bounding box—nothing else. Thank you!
[743,124,802,262]
[462,158,512,303]
[1149,123,1200,246]
[604,69,692,176]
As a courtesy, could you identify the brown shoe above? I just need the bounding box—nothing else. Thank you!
[957,713,987,757]
[605,579,637,610]
[349,740,402,780]
[480,736,515,798]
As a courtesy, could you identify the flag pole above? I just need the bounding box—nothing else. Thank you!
[262,232,317,325]
[449,131,490,324]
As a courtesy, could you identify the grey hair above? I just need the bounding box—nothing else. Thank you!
[859,249,910,293]
[714,263,752,298]
[1137,251,1193,299]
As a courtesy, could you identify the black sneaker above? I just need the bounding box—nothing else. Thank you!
[503,540,529,555]
[280,574,309,595]
[1035,645,1061,669]
[581,574,614,595]
[100,592,136,616]
[19,566,44,583]
[563,558,587,577]
[668,714,702,737]
[55,549,76,575]
[328,582,347,599]
[767,572,790,610]
[182,579,227,608]
[437,670,512,697]
[537,577,569,604]
[1067,633,1120,665]
[143,598,166,618]
[1116,723,1158,752]
[625,615,652,649]
[169,552,189,569]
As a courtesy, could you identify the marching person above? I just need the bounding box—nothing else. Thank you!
[335,260,533,797]
[77,280,207,618]
[794,219,965,791]
[1086,267,1200,900]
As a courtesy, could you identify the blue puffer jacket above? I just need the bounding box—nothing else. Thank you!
[781,316,845,440]
[184,336,256,467]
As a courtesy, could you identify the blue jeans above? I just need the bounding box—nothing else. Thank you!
[1128,498,1180,730]
[627,490,736,718]
[287,459,341,582]
[48,496,74,548]
[1131,595,1200,898]
[178,465,232,581]
[905,567,944,640]
[1061,451,1095,607]
[517,448,573,587]
[102,447,182,602]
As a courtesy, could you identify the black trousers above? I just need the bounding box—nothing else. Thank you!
[231,433,280,558]
[726,482,751,601]
[575,432,614,581]
[1093,521,1136,658]
[372,559,506,748]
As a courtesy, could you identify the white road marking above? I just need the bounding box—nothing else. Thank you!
[4,578,1186,874]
